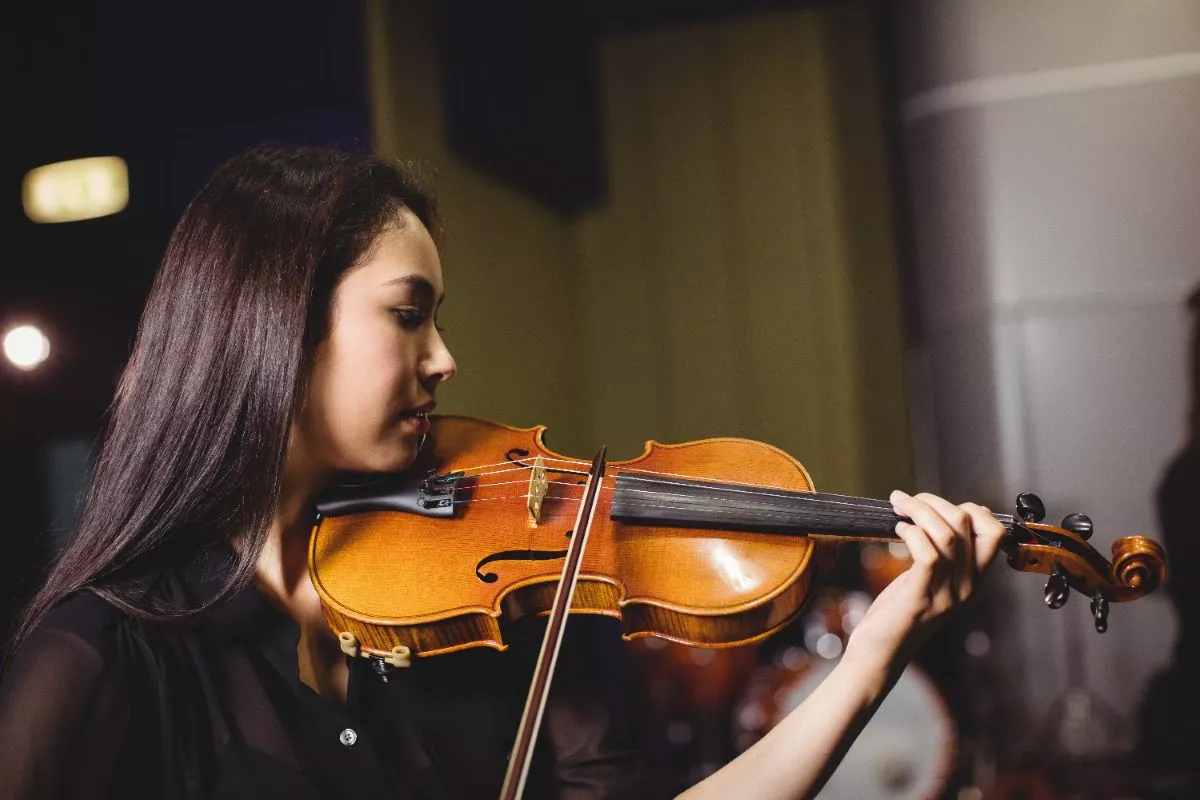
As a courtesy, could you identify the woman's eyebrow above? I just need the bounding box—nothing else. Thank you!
[381,275,443,307]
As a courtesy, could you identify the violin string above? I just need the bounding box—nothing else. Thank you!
[607,472,1044,535]
[460,477,548,491]
[442,493,903,539]
[448,480,1039,541]
[425,457,569,475]
[438,486,1045,540]
[451,479,892,515]
[443,457,901,506]
[597,499,899,529]
[453,480,901,523]
[448,495,1048,548]
[463,471,899,516]
[456,470,830,503]
[438,490,618,510]
[431,458,591,480]
[444,494,545,506]
[438,456,1033,535]
[460,473,931,518]
[618,464,859,497]
[438,455,825,492]
[440,461,1042,542]
[616,474,890,509]
[584,481,892,519]
[462,476,886,513]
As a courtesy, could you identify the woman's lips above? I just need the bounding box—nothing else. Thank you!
[400,410,431,435]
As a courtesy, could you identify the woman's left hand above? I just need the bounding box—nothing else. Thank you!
[842,490,1007,672]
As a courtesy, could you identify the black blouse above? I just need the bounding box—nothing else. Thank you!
[0,547,660,799]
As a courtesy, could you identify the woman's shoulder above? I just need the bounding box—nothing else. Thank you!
[31,590,135,657]
[0,594,168,798]
[1,592,130,727]
[2,592,141,697]
[25,548,233,657]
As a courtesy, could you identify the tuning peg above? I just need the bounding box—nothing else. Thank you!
[1091,594,1109,634]
[1044,562,1070,609]
[1017,493,1046,523]
[1061,513,1093,540]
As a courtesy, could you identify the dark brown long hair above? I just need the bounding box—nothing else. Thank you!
[11,145,439,653]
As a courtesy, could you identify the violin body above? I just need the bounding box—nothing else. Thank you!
[310,416,824,658]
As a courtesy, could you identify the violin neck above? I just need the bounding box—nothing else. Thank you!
[610,473,907,541]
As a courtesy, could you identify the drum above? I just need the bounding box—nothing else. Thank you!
[733,590,957,800]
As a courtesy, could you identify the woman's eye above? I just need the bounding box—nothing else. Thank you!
[391,308,427,329]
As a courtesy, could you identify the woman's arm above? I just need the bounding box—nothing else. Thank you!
[677,491,1006,800]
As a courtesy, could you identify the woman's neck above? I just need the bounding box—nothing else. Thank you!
[254,440,352,703]
[256,437,331,604]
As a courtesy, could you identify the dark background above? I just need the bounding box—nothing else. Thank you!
[1,0,876,646]
[1,0,375,632]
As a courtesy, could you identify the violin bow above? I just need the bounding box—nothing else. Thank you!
[498,445,608,800]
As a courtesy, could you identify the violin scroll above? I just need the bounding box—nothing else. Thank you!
[1111,535,1166,594]
[1001,494,1167,632]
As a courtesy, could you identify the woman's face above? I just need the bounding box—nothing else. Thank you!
[296,209,456,475]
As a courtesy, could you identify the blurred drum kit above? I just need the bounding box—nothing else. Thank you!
[631,540,959,799]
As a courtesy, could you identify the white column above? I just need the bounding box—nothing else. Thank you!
[898,0,1199,756]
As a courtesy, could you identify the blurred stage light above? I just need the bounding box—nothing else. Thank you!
[3,324,51,370]
[22,156,129,223]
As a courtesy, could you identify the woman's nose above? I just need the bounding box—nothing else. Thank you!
[422,335,456,385]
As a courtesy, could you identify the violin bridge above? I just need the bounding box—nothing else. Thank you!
[527,456,549,526]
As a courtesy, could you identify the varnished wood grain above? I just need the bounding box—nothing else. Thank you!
[310,416,823,657]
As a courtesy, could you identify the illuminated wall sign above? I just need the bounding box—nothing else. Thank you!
[22,156,129,223]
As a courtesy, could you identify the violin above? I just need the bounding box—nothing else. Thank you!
[307,415,1166,797]
[309,414,1165,660]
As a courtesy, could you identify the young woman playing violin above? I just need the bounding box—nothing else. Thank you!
[0,146,1007,799]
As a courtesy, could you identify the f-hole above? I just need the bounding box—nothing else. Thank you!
[475,529,573,583]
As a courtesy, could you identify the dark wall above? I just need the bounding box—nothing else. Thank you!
[0,0,372,636]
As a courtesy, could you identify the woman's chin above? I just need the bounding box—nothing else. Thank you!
[388,441,427,472]
[339,445,419,475]
[381,444,422,473]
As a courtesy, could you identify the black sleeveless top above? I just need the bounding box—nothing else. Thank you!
[0,547,658,799]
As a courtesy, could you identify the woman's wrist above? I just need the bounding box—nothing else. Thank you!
[838,637,908,706]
